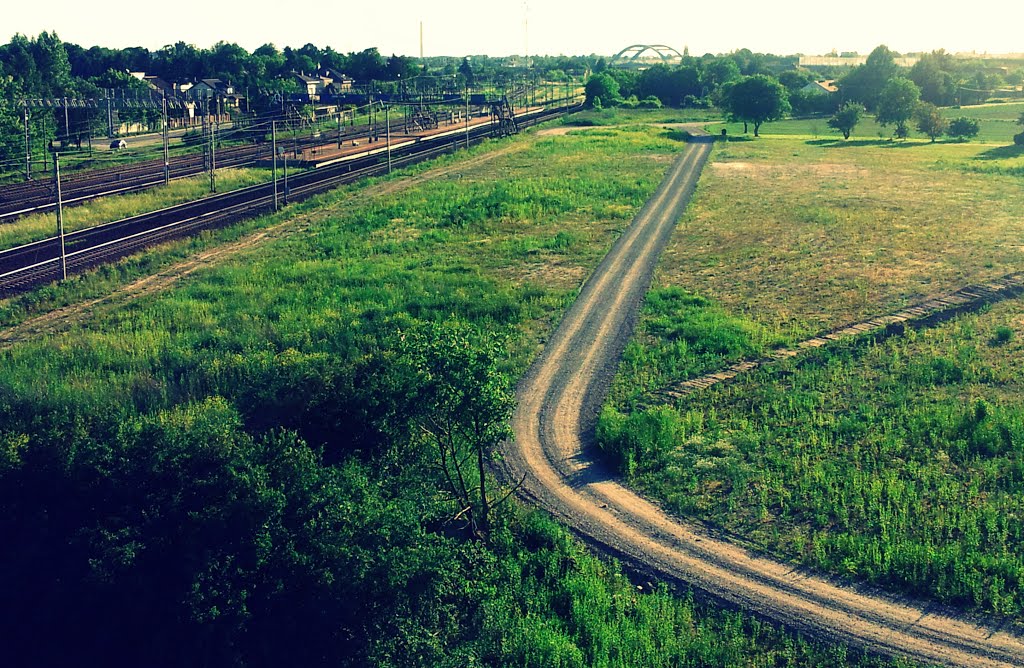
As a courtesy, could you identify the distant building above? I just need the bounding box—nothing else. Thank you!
[799,55,919,68]
[187,79,243,110]
[293,73,325,97]
[321,68,355,92]
[800,80,839,96]
[142,75,174,96]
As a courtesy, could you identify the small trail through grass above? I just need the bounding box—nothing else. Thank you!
[650,272,1024,403]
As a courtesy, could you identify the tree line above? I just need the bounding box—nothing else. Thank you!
[585,45,1023,141]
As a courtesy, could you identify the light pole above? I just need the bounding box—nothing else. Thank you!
[282,148,289,205]
[209,112,217,193]
[385,103,392,173]
[272,120,279,211]
[23,100,30,180]
[162,93,170,186]
[54,152,67,281]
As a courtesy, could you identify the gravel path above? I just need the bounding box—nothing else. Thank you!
[501,136,1024,667]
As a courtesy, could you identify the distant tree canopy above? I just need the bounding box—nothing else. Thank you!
[720,74,791,136]
[828,102,865,140]
[838,45,900,110]
[876,76,922,138]
[947,116,980,141]
[585,72,621,107]
[915,101,948,142]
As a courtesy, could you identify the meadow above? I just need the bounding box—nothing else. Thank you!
[706,101,1024,144]
[1,121,918,666]
[601,116,1024,619]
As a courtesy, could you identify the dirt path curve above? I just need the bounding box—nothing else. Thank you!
[501,137,1024,667]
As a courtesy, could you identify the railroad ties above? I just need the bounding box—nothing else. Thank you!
[656,273,1024,403]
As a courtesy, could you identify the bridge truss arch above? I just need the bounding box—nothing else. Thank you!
[610,44,685,68]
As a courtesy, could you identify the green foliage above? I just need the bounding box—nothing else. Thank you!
[838,45,900,110]
[876,77,922,139]
[639,95,663,109]
[398,321,514,538]
[596,405,684,476]
[947,117,980,141]
[619,303,1024,616]
[720,74,791,137]
[609,286,776,409]
[584,73,621,108]
[828,102,865,140]
[914,102,948,142]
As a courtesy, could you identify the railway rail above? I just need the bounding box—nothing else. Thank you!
[0,103,577,296]
[0,117,398,222]
[0,94,550,222]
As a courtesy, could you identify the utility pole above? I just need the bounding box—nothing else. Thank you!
[385,103,392,173]
[465,90,470,149]
[272,121,279,211]
[282,150,288,205]
[63,98,70,147]
[162,93,170,185]
[23,101,31,179]
[337,108,343,149]
[210,113,217,193]
[54,153,67,281]
[106,89,113,138]
[202,98,209,172]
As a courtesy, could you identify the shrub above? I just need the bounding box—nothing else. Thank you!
[639,95,663,109]
[596,405,682,477]
[947,117,980,141]
[1014,131,1024,146]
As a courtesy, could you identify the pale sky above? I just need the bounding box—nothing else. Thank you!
[4,0,1022,59]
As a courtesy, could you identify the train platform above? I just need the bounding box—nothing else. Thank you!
[257,107,545,169]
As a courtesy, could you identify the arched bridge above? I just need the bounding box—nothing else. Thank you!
[610,44,685,67]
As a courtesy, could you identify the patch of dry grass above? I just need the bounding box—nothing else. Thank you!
[661,138,1024,339]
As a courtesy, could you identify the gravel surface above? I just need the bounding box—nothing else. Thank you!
[501,135,1024,667]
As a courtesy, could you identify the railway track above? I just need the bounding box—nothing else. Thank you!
[0,104,576,296]
[0,119,391,222]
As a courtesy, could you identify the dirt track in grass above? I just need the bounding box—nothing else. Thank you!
[501,134,1024,667]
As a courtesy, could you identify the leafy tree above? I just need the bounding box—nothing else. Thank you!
[915,102,948,142]
[838,44,899,110]
[721,74,791,136]
[701,56,741,90]
[31,31,73,95]
[638,64,700,107]
[909,50,957,106]
[458,57,475,86]
[399,322,515,540]
[585,72,621,107]
[827,102,865,139]
[947,117,980,141]
[876,76,921,139]
[778,69,813,93]
[0,69,25,163]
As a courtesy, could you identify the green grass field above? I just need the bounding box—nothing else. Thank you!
[0,121,921,665]
[704,101,1024,144]
[601,115,1024,619]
